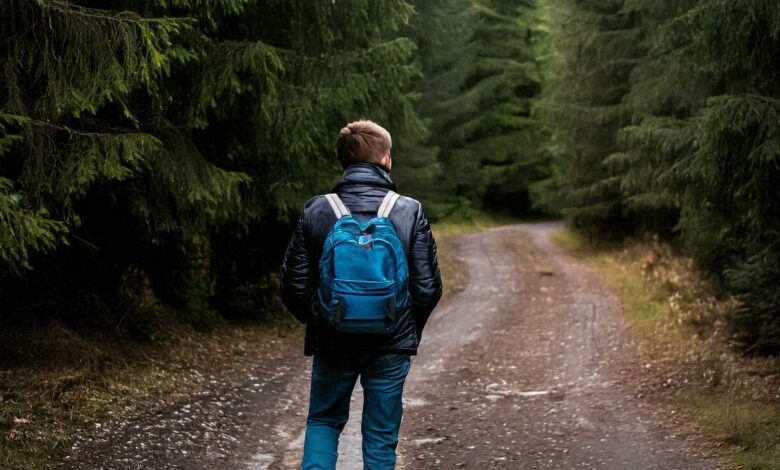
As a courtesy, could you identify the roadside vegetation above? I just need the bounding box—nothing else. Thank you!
[538,0,780,355]
[0,306,301,470]
[554,228,780,470]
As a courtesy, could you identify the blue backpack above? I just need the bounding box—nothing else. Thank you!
[318,191,410,335]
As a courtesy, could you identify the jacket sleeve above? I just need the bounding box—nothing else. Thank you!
[409,204,443,337]
[280,212,315,324]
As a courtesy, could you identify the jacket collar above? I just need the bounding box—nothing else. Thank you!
[332,163,396,192]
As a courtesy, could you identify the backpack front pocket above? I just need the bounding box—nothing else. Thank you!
[330,279,397,327]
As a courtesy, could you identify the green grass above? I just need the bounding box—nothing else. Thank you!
[553,226,780,470]
[430,210,521,239]
[685,394,780,470]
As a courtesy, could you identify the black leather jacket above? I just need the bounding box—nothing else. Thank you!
[280,163,443,355]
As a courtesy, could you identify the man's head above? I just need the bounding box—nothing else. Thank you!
[336,120,392,171]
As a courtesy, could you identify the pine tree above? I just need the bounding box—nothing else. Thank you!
[540,0,780,353]
[190,0,422,317]
[535,0,641,232]
[616,0,780,351]
[1,1,422,324]
[409,0,548,218]
[401,0,476,217]
[0,0,200,272]
[613,0,706,233]
[666,0,780,353]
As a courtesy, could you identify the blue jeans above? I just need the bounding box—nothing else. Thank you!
[301,352,411,470]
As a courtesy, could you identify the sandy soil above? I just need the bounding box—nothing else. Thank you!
[59,222,717,469]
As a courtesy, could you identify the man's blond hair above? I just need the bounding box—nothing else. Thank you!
[336,120,392,168]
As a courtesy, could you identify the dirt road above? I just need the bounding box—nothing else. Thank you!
[61,222,716,469]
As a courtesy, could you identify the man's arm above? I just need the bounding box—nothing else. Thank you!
[409,205,443,338]
[280,212,315,324]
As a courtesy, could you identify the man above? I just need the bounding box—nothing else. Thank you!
[280,119,443,469]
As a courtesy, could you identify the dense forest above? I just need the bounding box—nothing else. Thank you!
[537,0,780,354]
[1,0,778,355]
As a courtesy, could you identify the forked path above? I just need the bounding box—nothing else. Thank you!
[60,223,715,469]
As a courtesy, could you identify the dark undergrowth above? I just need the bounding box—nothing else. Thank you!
[0,283,300,470]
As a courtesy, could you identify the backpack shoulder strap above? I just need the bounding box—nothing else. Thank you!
[324,193,350,219]
[377,191,400,218]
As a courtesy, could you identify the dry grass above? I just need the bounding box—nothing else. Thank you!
[553,227,780,469]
